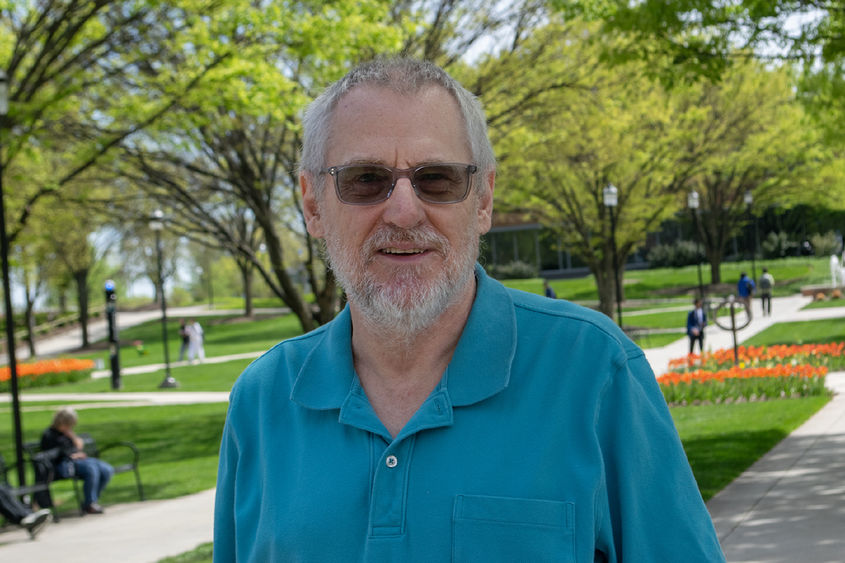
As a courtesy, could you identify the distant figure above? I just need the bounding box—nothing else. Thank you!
[832,254,842,288]
[543,279,557,299]
[686,298,707,355]
[758,268,774,316]
[737,272,755,314]
[40,407,113,514]
[0,484,52,539]
[187,319,205,363]
[178,319,190,361]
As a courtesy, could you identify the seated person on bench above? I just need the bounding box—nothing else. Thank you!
[40,407,114,515]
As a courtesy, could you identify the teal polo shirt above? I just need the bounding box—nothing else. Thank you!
[214,266,724,562]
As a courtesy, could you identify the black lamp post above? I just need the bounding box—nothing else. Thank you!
[744,190,757,282]
[0,69,27,488]
[150,210,178,388]
[688,190,705,299]
[603,184,623,328]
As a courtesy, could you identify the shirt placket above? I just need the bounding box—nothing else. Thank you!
[368,435,416,538]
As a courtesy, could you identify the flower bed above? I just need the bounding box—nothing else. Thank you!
[658,364,828,405]
[659,343,843,405]
[0,358,96,392]
[667,342,845,373]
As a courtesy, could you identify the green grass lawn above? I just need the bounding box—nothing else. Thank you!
[672,395,830,500]
[742,317,845,347]
[0,403,228,515]
[72,313,301,369]
[506,256,829,302]
[23,358,252,394]
[632,332,685,349]
[801,298,845,310]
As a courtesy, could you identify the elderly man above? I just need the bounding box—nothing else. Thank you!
[214,58,724,561]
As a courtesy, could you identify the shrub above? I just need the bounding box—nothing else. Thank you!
[810,230,841,257]
[487,261,538,280]
[761,231,797,259]
[646,240,703,268]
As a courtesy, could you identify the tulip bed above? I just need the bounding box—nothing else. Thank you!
[0,358,96,392]
[658,343,844,405]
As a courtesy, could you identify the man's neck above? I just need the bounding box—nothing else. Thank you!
[349,278,476,438]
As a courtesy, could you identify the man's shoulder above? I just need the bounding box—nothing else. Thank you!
[505,287,636,352]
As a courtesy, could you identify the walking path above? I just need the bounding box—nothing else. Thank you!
[1,297,845,561]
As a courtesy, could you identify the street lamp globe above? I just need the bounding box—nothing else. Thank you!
[603,184,618,207]
[743,190,753,206]
[149,208,164,231]
[687,190,699,210]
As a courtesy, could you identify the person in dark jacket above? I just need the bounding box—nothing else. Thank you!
[686,298,707,355]
[40,407,113,514]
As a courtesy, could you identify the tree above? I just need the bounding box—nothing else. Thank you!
[491,22,689,317]
[674,61,827,283]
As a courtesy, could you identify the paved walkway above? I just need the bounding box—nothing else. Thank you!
[1,296,844,561]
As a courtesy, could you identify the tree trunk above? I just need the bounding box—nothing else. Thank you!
[238,260,254,318]
[25,296,37,358]
[74,269,90,348]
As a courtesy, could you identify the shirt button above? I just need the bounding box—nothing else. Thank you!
[385,455,398,468]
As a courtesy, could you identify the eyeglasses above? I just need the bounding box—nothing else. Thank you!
[322,163,478,205]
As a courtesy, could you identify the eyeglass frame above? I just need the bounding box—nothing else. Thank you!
[320,162,479,206]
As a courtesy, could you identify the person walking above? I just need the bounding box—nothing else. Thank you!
[737,272,755,315]
[0,483,52,539]
[187,319,205,363]
[686,298,707,355]
[758,268,774,316]
[178,319,190,361]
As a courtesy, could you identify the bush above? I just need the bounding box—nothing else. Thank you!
[646,240,703,268]
[761,231,798,259]
[810,230,841,257]
[487,261,538,280]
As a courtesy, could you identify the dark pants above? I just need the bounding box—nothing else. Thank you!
[760,292,772,316]
[0,484,31,524]
[689,332,704,355]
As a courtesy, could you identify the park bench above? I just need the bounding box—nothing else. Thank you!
[23,433,145,518]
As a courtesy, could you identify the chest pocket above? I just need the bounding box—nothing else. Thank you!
[452,494,575,562]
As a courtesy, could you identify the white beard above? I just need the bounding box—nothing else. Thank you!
[324,221,479,341]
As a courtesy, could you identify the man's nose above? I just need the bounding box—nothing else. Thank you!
[381,178,425,228]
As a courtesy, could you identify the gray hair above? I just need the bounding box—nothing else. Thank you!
[52,406,78,428]
[299,57,495,196]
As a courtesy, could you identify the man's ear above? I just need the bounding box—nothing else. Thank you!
[301,171,325,238]
[476,169,495,234]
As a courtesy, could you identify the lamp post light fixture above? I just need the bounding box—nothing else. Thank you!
[150,210,178,388]
[0,69,27,488]
[687,190,705,299]
[603,183,623,328]
[744,190,757,282]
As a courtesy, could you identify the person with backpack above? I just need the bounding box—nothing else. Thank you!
[758,268,774,316]
[737,272,755,315]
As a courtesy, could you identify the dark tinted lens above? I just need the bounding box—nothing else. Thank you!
[412,164,468,203]
[336,166,393,203]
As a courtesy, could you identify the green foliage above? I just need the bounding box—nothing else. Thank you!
[485,261,539,280]
[809,230,842,257]
[660,375,829,405]
[761,231,798,259]
[646,241,703,268]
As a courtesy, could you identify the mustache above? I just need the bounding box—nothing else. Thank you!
[363,225,449,256]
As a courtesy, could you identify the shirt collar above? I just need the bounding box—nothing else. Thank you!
[291,264,516,410]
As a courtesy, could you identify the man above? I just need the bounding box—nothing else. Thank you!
[687,298,707,355]
[214,58,724,561]
[737,271,755,314]
[758,268,774,316]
